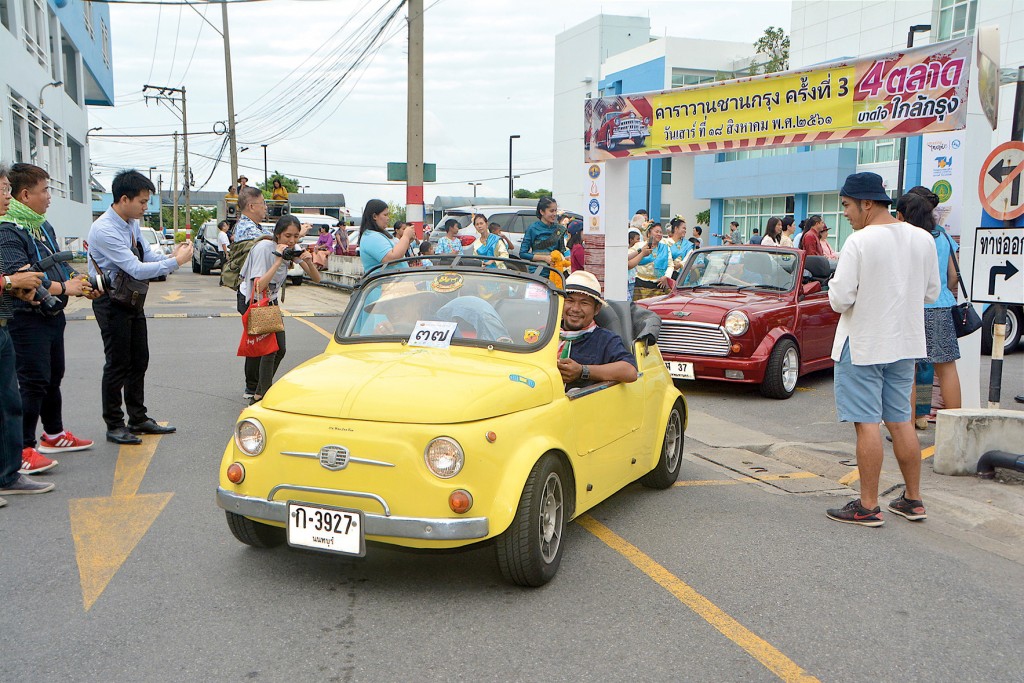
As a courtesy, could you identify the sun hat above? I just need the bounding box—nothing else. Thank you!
[839,172,892,205]
[563,270,607,307]
[363,281,435,313]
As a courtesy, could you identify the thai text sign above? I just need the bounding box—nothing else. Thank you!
[584,37,971,161]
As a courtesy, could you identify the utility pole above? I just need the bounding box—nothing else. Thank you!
[144,84,190,235]
[261,144,268,186]
[406,0,424,237]
[157,173,164,234]
[172,132,179,235]
[222,1,239,195]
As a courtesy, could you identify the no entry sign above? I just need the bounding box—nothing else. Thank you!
[978,141,1024,221]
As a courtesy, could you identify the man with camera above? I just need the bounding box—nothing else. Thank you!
[0,163,97,475]
[87,170,193,445]
[0,165,57,500]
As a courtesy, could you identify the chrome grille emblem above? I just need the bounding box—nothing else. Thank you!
[672,311,690,317]
[319,445,350,471]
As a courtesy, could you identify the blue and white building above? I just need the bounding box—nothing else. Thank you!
[0,0,113,238]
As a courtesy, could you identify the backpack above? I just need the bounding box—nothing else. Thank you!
[220,238,259,290]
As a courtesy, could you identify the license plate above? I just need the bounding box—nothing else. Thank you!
[665,361,695,380]
[286,502,365,557]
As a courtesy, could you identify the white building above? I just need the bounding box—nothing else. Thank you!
[0,0,113,238]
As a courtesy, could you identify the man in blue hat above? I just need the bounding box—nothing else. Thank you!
[825,172,940,527]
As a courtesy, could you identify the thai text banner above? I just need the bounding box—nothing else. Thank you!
[583,37,971,162]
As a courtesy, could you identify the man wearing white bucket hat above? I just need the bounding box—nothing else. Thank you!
[557,270,638,391]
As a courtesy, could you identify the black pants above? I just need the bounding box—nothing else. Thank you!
[0,325,24,486]
[8,311,65,448]
[237,291,286,396]
[93,297,150,429]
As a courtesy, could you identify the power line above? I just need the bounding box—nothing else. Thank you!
[165,5,183,84]
[146,4,162,83]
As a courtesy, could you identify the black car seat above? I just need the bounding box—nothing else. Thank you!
[803,255,832,288]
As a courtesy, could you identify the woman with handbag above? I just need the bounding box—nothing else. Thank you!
[238,214,321,404]
[896,189,961,412]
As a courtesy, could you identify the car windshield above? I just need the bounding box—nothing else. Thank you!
[338,270,558,351]
[141,230,158,245]
[677,249,799,292]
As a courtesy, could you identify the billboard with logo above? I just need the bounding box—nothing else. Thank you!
[921,131,965,236]
[584,37,972,162]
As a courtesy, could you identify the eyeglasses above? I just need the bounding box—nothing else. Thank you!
[0,184,11,197]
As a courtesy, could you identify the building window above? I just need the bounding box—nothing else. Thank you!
[671,69,716,89]
[806,192,897,253]
[722,195,793,243]
[660,204,671,221]
[661,157,672,185]
[719,147,797,162]
[101,21,109,67]
[62,32,80,104]
[1,0,12,32]
[48,8,61,82]
[21,0,49,67]
[937,0,977,40]
[83,0,93,38]
[9,93,68,198]
[67,138,85,203]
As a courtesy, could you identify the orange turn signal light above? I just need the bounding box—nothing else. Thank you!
[485,431,497,443]
[731,343,741,353]
[449,489,473,514]
[226,462,245,484]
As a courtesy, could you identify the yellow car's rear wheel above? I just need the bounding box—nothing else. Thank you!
[225,511,285,548]
[496,454,570,587]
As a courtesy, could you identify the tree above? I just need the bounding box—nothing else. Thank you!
[259,171,300,196]
[695,209,711,226]
[512,188,553,199]
[753,26,789,74]
[386,201,406,225]
[160,205,212,232]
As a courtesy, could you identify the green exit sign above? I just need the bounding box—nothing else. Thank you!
[387,162,436,182]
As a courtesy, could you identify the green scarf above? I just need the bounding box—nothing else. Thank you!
[0,199,46,242]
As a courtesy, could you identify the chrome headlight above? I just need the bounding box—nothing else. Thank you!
[724,310,749,336]
[424,437,464,479]
[235,418,266,456]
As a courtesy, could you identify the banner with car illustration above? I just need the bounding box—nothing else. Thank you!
[584,36,972,161]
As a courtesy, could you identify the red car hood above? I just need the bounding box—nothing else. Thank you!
[640,289,785,325]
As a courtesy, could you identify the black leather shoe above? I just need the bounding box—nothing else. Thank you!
[106,427,143,445]
[128,419,177,435]
[1015,394,1024,404]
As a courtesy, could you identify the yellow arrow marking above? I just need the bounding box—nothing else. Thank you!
[161,290,184,302]
[69,428,173,610]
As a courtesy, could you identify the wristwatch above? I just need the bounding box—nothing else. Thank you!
[2,275,11,291]
[580,365,590,381]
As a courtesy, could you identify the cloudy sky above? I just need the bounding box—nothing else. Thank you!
[88,0,791,212]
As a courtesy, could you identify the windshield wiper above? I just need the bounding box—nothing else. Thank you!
[736,284,789,291]
[696,282,742,288]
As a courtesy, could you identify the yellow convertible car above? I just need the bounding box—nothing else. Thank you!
[217,257,686,586]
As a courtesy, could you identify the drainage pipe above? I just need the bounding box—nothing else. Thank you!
[976,451,1024,480]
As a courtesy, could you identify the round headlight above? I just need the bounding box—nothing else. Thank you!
[235,418,266,456]
[424,437,464,479]
[724,310,749,336]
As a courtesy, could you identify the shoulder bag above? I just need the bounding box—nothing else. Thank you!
[246,279,284,335]
[943,232,982,338]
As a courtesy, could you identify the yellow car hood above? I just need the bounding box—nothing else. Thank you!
[262,347,554,423]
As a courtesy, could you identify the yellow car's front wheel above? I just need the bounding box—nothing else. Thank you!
[226,511,285,548]
[496,454,571,587]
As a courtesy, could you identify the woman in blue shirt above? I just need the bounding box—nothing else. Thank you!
[630,223,673,300]
[898,188,961,411]
[519,196,566,265]
[359,199,415,273]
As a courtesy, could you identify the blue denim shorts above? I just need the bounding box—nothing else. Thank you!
[833,340,914,423]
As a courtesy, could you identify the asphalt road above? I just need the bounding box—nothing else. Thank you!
[2,271,1023,682]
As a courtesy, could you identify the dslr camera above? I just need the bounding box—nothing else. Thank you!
[28,251,74,316]
[280,246,305,261]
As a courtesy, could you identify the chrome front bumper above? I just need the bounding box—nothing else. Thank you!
[216,487,489,541]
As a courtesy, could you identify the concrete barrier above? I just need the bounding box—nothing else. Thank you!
[933,408,1024,475]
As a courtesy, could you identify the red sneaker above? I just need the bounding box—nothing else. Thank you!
[19,448,58,475]
[38,430,93,454]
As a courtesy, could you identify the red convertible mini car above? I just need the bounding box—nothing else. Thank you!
[637,247,840,399]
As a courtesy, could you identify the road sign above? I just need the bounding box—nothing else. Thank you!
[970,228,1023,305]
[978,141,1024,221]
[386,162,436,182]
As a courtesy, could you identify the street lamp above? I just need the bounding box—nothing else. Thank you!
[86,126,102,138]
[39,80,63,107]
[260,144,268,186]
[467,182,482,197]
[508,134,520,204]
[896,24,931,199]
[148,166,156,180]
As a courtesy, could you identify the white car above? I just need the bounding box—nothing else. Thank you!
[140,227,170,281]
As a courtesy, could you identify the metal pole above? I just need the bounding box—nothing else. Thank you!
[988,64,1024,407]
[262,144,268,187]
[172,132,179,235]
[508,135,520,205]
[222,0,239,197]
[157,174,164,234]
[406,0,424,238]
[182,87,191,238]
[895,28,915,199]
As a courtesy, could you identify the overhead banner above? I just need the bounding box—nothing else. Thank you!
[920,131,965,236]
[584,37,972,161]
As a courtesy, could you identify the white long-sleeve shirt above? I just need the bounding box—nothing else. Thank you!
[828,221,940,365]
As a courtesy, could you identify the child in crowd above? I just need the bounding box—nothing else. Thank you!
[418,240,434,268]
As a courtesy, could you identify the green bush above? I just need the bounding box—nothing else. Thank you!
[174,230,187,244]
